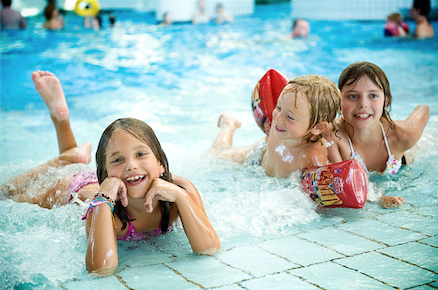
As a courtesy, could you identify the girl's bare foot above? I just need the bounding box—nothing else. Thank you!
[59,142,93,164]
[218,113,242,129]
[380,195,406,208]
[32,70,69,121]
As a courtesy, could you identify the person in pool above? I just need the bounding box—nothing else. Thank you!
[1,70,221,275]
[210,75,341,178]
[43,3,64,30]
[291,19,310,38]
[324,61,430,207]
[192,0,210,24]
[384,13,410,37]
[0,0,27,29]
[410,0,434,38]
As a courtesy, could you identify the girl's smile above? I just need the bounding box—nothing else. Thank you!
[125,174,146,185]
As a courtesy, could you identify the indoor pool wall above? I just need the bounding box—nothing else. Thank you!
[1,3,438,290]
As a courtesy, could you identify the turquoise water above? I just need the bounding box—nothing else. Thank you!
[1,3,438,289]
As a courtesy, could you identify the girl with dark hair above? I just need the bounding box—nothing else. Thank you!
[86,117,220,274]
[324,62,430,207]
[43,4,63,30]
[1,70,220,275]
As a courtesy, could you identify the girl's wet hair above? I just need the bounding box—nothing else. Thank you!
[96,118,172,234]
[44,4,56,20]
[284,75,341,143]
[338,61,395,130]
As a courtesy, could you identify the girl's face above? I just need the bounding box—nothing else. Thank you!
[105,130,164,199]
[341,75,386,130]
[272,90,311,143]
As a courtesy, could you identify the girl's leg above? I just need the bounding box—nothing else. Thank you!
[211,113,242,149]
[32,70,76,154]
[1,71,95,208]
[1,144,93,208]
[7,175,71,209]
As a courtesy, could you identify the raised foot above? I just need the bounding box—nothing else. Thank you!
[59,142,93,164]
[32,70,69,121]
[217,113,242,129]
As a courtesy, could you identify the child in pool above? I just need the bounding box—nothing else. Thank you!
[43,4,64,30]
[1,71,220,275]
[384,13,410,37]
[85,117,220,275]
[324,62,430,207]
[211,75,341,178]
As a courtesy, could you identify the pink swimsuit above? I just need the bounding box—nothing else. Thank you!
[118,209,173,242]
[67,169,98,203]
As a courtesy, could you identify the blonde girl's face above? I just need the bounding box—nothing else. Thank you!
[105,130,164,199]
[341,75,386,130]
[272,90,311,143]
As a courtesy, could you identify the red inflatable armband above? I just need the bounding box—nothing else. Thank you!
[301,159,368,208]
[251,69,289,136]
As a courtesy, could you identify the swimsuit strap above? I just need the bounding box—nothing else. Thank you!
[380,122,392,156]
[345,123,368,172]
[345,124,356,157]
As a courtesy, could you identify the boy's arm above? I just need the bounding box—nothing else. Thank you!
[299,142,329,170]
[323,127,344,164]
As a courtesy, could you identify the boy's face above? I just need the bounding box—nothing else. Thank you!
[341,75,386,130]
[272,90,311,142]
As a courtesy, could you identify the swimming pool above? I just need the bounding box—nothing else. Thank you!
[1,3,438,289]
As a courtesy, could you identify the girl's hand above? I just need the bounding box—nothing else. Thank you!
[380,195,406,208]
[99,177,128,207]
[144,178,183,213]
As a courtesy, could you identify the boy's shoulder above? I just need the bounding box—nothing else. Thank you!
[298,140,328,168]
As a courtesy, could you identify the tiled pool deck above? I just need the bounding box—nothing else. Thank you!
[60,195,438,290]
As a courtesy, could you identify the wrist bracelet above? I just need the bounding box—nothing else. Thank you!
[84,192,117,228]
[93,192,115,208]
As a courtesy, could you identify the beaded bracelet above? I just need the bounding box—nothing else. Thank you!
[86,192,117,228]
[92,192,115,211]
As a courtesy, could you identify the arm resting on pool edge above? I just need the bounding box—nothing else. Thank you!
[85,204,119,275]
[393,105,430,152]
[171,176,221,254]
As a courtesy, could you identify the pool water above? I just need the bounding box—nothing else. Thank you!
[1,3,438,289]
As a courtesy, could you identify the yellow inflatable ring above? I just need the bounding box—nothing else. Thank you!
[74,0,100,17]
